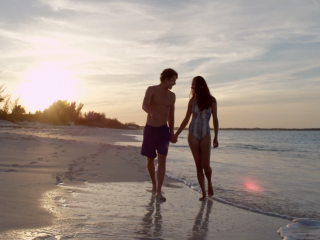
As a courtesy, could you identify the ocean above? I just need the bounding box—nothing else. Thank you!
[127,129,320,240]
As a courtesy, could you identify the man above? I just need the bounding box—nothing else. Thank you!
[141,68,178,201]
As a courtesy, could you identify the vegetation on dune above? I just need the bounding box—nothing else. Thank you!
[0,84,12,118]
[0,84,139,129]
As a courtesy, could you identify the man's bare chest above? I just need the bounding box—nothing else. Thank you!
[152,93,173,107]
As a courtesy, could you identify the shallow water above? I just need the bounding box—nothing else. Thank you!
[122,130,320,239]
[1,182,289,240]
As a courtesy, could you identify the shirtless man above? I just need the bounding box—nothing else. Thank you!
[141,68,178,201]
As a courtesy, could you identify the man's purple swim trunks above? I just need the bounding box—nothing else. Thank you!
[141,124,170,158]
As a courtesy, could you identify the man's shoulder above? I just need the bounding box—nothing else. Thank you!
[147,85,158,91]
[168,90,175,98]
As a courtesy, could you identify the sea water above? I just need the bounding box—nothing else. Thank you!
[126,130,320,240]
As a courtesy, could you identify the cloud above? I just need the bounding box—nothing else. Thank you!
[0,0,319,126]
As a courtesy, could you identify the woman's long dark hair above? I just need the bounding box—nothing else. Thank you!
[190,76,216,111]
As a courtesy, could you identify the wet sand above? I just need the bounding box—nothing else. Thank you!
[0,121,290,239]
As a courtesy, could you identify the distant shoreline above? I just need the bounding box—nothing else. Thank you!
[215,128,320,131]
[170,127,320,131]
[1,120,319,131]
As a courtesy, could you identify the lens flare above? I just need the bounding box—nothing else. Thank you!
[243,180,262,192]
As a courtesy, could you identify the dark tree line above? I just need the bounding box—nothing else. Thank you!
[0,85,139,129]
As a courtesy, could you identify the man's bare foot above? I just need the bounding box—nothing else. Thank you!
[199,195,207,201]
[208,182,214,196]
[155,192,166,201]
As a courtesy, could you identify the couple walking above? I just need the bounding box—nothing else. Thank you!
[141,68,219,201]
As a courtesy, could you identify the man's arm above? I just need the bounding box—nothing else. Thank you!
[142,87,159,121]
[142,87,153,114]
[168,93,176,141]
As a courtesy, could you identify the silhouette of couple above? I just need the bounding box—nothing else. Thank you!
[142,68,219,201]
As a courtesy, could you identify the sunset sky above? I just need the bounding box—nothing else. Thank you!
[0,0,319,128]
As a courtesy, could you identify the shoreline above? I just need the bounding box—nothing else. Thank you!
[0,125,176,235]
[0,124,291,239]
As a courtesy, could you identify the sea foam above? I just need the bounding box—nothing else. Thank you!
[278,218,320,240]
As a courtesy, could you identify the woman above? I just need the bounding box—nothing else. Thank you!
[174,76,219,200]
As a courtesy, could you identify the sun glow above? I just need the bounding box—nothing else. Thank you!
[19,63,78,112]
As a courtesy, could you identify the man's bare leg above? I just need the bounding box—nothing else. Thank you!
[146,158,157,192]
[155,154,166,201]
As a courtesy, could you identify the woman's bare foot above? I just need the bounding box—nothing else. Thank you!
[152,184,157,193]
[199,194,207,201]
[155,192,166,201]
[208,182,214,196]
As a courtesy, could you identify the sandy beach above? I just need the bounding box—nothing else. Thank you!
[0,121,290,239]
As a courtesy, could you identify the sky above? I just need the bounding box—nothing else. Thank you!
[0,0,319,128]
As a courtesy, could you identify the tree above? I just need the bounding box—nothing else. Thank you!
[12,105,26,116]
[0,84,11,116]
[1,96,11,114]
[0,84,6,103]
[38,100,84,125]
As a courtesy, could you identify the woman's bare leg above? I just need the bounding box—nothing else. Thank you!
[200,133,214,196]
[188,133,206,200]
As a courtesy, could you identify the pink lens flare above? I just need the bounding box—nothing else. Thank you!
[243,180,262,192]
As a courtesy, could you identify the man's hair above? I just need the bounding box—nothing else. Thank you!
[160,68,178,82]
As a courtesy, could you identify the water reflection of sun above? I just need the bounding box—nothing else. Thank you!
[19,63,77,112]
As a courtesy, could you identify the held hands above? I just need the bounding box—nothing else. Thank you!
[213,138,219,148]
[170,133,178,144]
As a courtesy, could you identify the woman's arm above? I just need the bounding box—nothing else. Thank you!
[211,100,219,148]
[168,93,176,142]
[175,99,193,137]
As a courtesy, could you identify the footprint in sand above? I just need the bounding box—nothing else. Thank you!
[12,164,19,167]
[56,176,63,184]
[29,161,37,164]
[4,169,18,172]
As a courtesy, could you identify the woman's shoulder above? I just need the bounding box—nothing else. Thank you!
[189,97,196,104]
[187,98,196,109]
[211,96,217,104]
